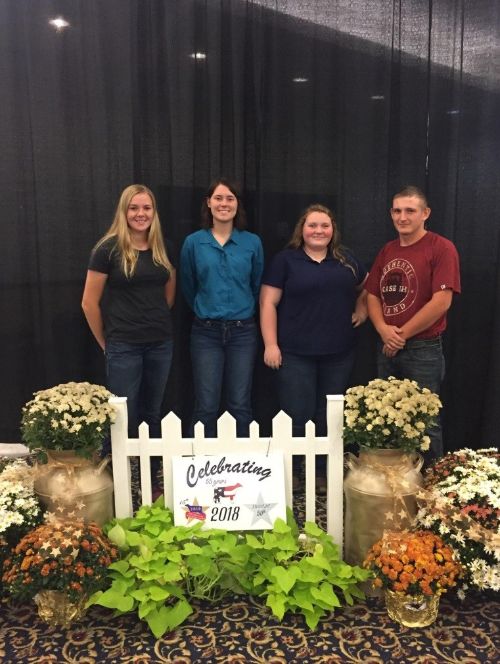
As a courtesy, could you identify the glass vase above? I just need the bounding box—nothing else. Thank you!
[385,589,439,627]
[34,590,88,628]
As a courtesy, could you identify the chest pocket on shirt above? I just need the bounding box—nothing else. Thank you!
[221,246,254,280]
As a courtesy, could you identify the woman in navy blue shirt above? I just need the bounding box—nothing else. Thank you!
[180,179,264,437]
[260,203,367,442]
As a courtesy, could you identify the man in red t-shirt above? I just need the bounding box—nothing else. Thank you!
[365,186,461,459]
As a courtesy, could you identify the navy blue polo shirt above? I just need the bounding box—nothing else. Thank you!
[262,248,367,356]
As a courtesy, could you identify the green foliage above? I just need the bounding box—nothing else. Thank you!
[89,501,370,636]
[247,511,371,630]
[88,500,253,637]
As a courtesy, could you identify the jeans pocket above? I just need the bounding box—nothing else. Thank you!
[407,344,442,362]
[104,340,126,359]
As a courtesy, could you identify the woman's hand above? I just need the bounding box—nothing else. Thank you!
[260,285,283,369]
[352,287,368,327]
[351,310,367,327]
[264,344,282,370]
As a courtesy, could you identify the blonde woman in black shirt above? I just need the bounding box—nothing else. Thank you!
[82,185,175,484]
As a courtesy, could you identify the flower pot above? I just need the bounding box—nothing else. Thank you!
[34,589,88,628]
[34,451,114,525]
[385,589,439,627]
[344,448,423,569]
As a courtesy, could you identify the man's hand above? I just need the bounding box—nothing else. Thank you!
[382,344,399,357]
[380,324,406,351]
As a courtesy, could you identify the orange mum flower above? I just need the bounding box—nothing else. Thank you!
[363,530,462,597]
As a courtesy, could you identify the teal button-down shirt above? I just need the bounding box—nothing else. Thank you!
[180,228,264,320]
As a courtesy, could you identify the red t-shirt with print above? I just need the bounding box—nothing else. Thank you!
[365,231,461,339]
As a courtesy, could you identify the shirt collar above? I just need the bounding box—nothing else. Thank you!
[200,228,239,246]
[299,247,333,262]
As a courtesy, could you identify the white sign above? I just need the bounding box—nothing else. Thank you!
[172,452,286,530]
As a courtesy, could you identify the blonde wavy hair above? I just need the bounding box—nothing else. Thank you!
[95,184,172,278]
[288,203,357,277]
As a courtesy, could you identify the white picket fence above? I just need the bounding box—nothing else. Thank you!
[110,394,345,551]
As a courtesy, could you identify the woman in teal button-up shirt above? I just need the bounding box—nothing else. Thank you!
[180,178,264,437]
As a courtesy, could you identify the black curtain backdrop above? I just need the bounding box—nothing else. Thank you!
[1,0,499,449]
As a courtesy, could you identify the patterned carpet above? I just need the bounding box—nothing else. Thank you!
[1,589,498,663]
[1,467,498,663]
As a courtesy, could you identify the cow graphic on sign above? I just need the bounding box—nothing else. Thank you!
[213,483,242,503]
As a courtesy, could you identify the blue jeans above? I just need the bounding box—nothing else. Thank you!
[190,317,257,437]
[277,349,356,437]
[105,338,174,439]
[377,337,445,460]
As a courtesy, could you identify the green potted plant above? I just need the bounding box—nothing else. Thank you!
[88,501,371,636]
[342,377,442,569]
[20,382,116,524]
[244,514,371,629]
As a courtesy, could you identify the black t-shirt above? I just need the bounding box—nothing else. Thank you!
[88,238,174,344]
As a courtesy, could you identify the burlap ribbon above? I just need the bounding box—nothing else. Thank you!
[34,452,108,477]
[350,452,423,527]
[344,451,423,569]
[33,452,110,504]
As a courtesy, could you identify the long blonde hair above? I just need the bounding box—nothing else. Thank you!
[95,184,172,278]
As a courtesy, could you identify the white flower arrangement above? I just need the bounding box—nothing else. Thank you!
[0,459,43,546]
[343,376,442,453]
[416,448,500,596]
[21,382,116,459]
